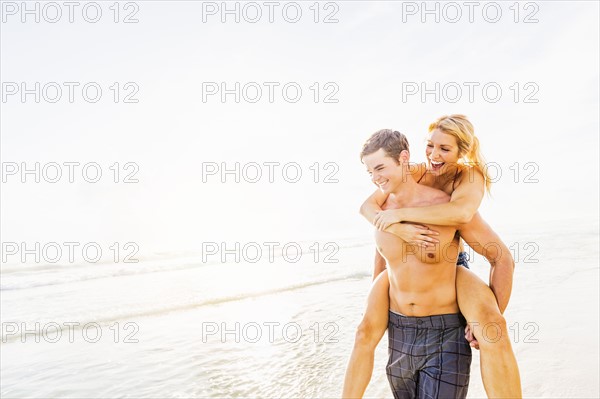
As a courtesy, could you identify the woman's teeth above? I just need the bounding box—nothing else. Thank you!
[431,161,444,170]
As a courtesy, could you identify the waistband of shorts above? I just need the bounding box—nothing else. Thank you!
[388,309,466,329]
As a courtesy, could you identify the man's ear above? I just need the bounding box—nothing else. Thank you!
[399,150,410,163]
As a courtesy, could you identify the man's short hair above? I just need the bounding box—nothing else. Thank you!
[360,129,410,163]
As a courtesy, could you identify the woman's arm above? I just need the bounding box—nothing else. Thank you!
[361,162,426,224]
[359,189,388,224]
[374,167,485,229]
[360,189,440,246]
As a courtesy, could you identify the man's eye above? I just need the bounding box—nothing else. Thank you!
[442,149,450,152]
[427,144,433,148]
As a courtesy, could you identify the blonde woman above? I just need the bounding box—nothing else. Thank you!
[343,115,521,398]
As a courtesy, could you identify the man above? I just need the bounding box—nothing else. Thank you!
[360,129,472,397]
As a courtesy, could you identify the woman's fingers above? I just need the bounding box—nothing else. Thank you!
[420,228,439,236]
[420,234,439,244]
[465,325,474,341]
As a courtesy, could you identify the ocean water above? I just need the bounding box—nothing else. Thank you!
[1,221,599,398]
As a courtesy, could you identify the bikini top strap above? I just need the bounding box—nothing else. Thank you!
[451,167,460,191]
[416,164,427,183]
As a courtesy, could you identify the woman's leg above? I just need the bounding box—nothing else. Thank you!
[456,266,522,398]
[342,271,390,398]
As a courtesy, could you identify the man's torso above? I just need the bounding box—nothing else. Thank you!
[376,185,460,316]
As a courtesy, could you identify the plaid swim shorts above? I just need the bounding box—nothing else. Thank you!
[456,251,470,269]
[386,310,472,399]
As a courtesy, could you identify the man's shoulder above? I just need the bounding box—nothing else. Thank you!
[409,162,427,178]
[415,185,451,206]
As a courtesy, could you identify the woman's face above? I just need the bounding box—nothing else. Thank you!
[425,129,461,174]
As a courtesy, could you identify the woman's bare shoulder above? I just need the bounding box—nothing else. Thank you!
[454,164,484,187]
[409,162,427,178]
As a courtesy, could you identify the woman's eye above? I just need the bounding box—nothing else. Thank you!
[442,149,449,152]
[426,144,433,148]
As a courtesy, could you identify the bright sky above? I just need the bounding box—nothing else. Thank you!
[1,1,598,257]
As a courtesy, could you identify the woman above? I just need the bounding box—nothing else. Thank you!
[342,115,521,398]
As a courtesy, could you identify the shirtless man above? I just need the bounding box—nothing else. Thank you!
[360,129,471,397]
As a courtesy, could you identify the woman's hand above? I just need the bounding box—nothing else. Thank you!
[384,223,440,248]
[373,209,404,230]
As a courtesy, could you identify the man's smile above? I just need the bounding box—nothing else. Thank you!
[375,179,389,189]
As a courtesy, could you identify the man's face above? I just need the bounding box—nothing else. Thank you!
[362,148,405,194]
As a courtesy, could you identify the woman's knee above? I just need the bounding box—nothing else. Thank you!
[475,318,512,351]
[354,318,382,349]
[475,303,506,327]
[471,308,512,349]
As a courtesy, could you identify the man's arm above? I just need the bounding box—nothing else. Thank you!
[458,212,514,313]
[374,168,486,229]
[372,249,386,281]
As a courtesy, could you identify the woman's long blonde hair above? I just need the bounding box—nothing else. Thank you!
[428,114,491,193]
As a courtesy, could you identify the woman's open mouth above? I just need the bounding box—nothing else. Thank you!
[430,160,445,171]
